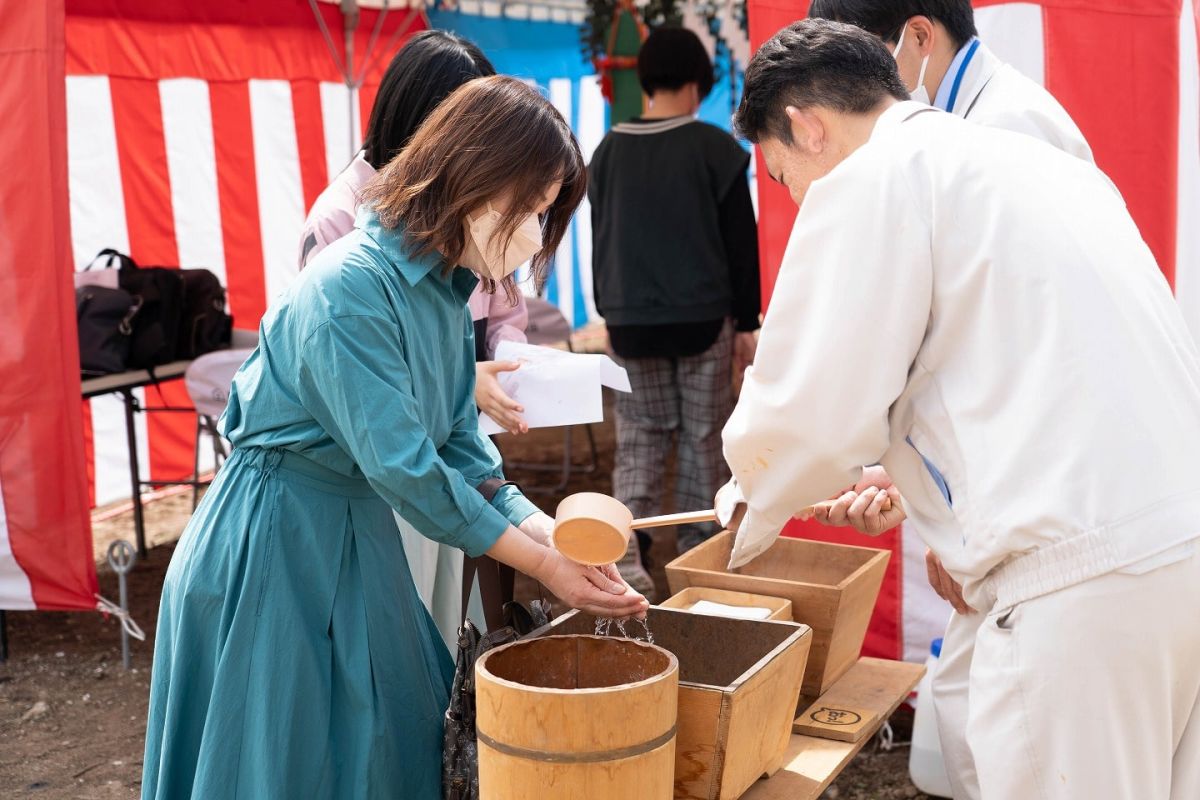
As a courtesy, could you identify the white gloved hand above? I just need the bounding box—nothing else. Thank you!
[716,479,782,570]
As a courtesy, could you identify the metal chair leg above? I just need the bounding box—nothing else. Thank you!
[583,423,599,473]
[192,417,203,510]
[555,426,573,493]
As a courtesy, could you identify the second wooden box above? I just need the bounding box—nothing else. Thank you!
[529,606,812,800]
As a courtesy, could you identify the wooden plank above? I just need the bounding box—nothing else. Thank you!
[793,703,879,743]
[741,658,924,800]
[792,656,920,742]
[674,686,724,800]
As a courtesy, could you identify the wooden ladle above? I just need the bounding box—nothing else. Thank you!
[552,491,717,566]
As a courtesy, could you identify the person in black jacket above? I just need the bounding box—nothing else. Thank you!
[589,27,760,598]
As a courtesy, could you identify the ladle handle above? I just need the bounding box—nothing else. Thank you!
[631,509,719,530]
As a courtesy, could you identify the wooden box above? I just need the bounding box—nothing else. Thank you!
[666,531,889,698]
[659,587,793,622]
[529,607,812,800]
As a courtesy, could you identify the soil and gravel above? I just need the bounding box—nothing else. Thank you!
[0,406,931,799]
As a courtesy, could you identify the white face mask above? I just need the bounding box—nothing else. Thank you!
[460,203,543,281]
[892,23,931,105]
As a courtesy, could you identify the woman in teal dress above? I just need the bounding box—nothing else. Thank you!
[141,76,649,800]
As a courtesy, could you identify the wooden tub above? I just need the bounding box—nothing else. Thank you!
[475,635,679,799]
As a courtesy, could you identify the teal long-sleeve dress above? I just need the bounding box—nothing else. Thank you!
[141,209,538,800]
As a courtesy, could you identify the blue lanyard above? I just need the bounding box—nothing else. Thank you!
[945,39,982,114]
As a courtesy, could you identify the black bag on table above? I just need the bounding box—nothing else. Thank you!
[90,248,235,366]
[89,249,185,369]
[177,268,233,359]
[76,285,141,376]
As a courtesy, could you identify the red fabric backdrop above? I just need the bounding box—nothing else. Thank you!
[0,0,97,610]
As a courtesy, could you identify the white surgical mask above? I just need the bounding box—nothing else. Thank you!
[460,203,543,280]
[892,23,931,105]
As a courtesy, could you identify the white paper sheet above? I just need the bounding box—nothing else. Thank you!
[478,341,630,435]
[685,600,773,621]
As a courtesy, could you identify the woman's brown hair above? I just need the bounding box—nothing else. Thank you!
[361,75,587,300]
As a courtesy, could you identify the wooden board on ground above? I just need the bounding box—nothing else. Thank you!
[741,658,924,800]
[792,656,915,741]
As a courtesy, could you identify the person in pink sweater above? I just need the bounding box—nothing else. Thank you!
[297,31,530,648]
[299,30,529,437]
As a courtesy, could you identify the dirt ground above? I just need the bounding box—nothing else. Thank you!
[0,403,930,799]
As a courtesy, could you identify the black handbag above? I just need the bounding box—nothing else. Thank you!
[90,248,185,369]
[442,600,552,800]
[76,286,141,376]
[177,268,233,359]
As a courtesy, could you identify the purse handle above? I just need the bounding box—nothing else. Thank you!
[84,248,139,272]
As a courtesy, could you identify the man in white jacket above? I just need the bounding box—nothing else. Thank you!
[720,19,1200,799]
[803,3,1094,796]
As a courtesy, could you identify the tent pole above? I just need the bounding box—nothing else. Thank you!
[343,0,360,157]
[1,610,8,663]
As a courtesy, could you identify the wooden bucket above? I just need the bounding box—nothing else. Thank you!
[475,635,679,800]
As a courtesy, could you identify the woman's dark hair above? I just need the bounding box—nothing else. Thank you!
[362,76,587,302]
[637,27,715,99]
[361,30,496,169]
[734,19,908,144]
[808,0,978,50]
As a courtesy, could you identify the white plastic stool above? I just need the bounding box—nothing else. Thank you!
[184,343,255,508]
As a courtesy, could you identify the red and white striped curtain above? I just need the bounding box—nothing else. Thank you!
[67,2,424,509]
[746,0,1200,662]
[0,1,423,611]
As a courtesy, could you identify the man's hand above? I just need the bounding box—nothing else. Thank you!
[715,480,748,532]
[796,466,906,535]
[925,549,974,614]
[733,332,757,381]
[476,360,527,434]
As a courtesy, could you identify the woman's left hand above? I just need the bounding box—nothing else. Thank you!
[518,511,555,548]
[596,562,646,607]
[476,360,527,434]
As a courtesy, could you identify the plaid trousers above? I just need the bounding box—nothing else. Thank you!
[612,322,734,555]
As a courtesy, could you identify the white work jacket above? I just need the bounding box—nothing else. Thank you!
[948,41,1092,163]
[723,103,1200,610]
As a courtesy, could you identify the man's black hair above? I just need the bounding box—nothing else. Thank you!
[734,19,908,144]
[637,26,715,99]
[808,0,979,49]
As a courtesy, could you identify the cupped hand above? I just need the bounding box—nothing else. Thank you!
[535,549,650,619]
[476,360,527,434]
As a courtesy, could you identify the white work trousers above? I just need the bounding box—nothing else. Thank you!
[932,545,1200,799]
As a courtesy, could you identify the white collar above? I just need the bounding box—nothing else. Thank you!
[870,100,939,141]
[947,41,1001,119]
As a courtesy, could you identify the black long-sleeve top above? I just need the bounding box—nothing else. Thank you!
[588,115,761,359]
